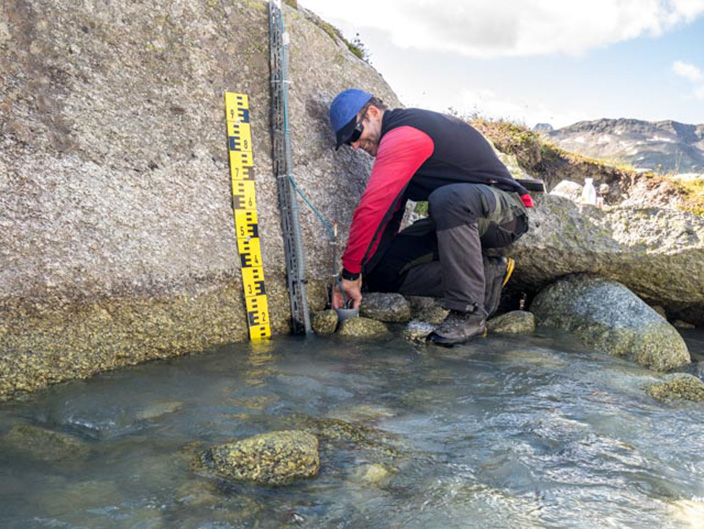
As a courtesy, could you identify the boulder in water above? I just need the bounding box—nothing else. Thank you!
[646,373,704,402]
[531,274,690,371]
[203,430,319,486]
[338,317,388,337]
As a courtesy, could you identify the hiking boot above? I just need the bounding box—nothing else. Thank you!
[426,308,487,346]
[483,256,515,318]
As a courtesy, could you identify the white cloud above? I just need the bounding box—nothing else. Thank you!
[429,89,593,128]
[672,60,704,100]
[301,0,704,58]
[672,60,703,82]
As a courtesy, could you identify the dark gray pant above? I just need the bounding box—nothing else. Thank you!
[365,183,528,313]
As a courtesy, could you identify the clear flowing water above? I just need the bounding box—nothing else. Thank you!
[1,329,703,529]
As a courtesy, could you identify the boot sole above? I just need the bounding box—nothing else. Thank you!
[502,258,515,287]
[426,325,488,346]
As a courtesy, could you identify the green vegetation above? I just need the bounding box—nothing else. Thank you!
[470,118,703,217]
[670,177,704,216]
[306,11,371,63]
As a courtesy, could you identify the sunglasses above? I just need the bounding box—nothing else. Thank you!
[345,113,366,145]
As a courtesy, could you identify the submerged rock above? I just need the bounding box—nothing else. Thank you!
[352,463,393,486]
[3,424,91,461]
[202,430,319,486]
[338,317,388,337]
[360,293,411,322]
[135,401,183,421]
[312,310,338,335]
[646,373,704,402]
[487,311,535,334]
[531,274,690,371]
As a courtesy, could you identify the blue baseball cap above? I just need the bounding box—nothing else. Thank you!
[329,89,372,149]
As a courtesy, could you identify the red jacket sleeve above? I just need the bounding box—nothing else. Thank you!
[342,126,434,274]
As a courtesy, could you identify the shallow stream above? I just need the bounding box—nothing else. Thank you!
[1,329,703,529]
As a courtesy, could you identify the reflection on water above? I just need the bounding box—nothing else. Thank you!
[1,329,703,529]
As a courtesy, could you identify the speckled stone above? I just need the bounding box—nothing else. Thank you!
[360,293,411,322]
[203,430,319,486]
[531,274,690,371]
[487,311,535,334]
[403,321,436,343]
[646,373,704,402]
[405,296,448,325]
[338,317,388,338]
[312,309,338,335]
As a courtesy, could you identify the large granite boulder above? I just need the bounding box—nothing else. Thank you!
[509,194,704,325]
[0,1,400,398]
[202,430,319,486]
[531,274,690,371]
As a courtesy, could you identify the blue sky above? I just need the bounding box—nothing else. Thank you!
[300,0,704,128]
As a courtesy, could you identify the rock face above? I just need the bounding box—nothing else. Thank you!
[204,430,319,486]
[509,194,704,325]
[531,275,690,371]
[0,1,399,398]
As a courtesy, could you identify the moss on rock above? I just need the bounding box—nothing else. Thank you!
[201,430,319,486]
[487,311,536,334]
[338,317,388,337]
[312,309,338,335]
[646,373,704,402]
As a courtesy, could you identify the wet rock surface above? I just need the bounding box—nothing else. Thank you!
[487,310,536,334]
[200,430,319,486]
[360,293,411,322]
[312,309,338,335]
[646,373,704,402]
[404,321,436,343]
[338,317,388,337]
[531,274,690,371]
[3,424,92,461]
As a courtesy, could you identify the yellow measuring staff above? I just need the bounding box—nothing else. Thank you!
[225,92,271,340]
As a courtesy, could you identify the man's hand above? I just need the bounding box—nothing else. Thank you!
[333,277,363,309]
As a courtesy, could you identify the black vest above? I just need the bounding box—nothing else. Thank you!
[363,108,527,272]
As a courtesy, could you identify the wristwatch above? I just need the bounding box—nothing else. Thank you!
[341,268,360,281]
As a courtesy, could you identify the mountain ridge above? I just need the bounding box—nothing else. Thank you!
[545,118,704,173]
